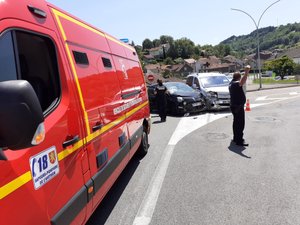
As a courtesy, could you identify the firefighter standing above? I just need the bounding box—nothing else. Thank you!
[154,79,168,122]
[229,65,251,146]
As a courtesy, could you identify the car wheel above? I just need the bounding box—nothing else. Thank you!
[137,129,149,157]
[168,102,180,116]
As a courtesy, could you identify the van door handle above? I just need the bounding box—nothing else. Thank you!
[121,90,141,99]
[92,123,103,132]
[63,135,80,148]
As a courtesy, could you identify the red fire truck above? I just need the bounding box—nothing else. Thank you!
[0,0,151,224]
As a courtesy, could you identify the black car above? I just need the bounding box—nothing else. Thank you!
[147,82,206,115]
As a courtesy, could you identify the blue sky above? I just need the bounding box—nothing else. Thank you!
[47,0,300,46]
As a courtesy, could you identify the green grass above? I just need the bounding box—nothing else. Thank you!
[252,78,299,84]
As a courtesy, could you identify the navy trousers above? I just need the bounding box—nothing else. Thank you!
[230,105,245,144]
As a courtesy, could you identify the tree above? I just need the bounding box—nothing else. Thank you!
[214,44,231,57]
[264,56,296,79]
[152,39,161,47]
[163,57,174,65]
[174,38,195,59]
[162,70,171,79]
[134,45,143,61]
[142,38,153,50]
[194,45,201,56]
[160,35,174,45]
[159,35,175,59]
[174,57,184,64]
[293,63,300,75]
[130,41,135,46]
[199,45,215,57]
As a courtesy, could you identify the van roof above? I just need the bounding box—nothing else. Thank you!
[187,72,226,77]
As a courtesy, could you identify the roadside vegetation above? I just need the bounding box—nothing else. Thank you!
[132,22,300,80]
[253,77,300,84]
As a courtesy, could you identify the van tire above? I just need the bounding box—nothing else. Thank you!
[138,129,149,157]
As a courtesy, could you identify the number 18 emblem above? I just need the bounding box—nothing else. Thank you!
[29,146,60,190]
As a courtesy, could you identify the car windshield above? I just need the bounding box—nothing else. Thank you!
[199,75,230,88]
[164,82,194,94]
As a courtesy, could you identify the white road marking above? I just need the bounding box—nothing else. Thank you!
[267,97,289,100]
[256,92,300,101]
[256,96,288,101]
[133,113,229,225]
[133,92,300,225]
[132,145,175,225]
[249,103,265,108]
[168,113,230,145]
[256,96,267,101]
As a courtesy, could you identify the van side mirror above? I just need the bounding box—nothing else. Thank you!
[0,80,44,150]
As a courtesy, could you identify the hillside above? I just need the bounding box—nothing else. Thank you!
[220,22,300,55]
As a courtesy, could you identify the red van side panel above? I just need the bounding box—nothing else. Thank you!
[0,1,150,225]
[56,15,111,54]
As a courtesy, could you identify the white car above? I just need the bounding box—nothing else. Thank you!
[186,72,231,110]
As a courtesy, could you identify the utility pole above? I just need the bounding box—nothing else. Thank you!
[231,0,281,89]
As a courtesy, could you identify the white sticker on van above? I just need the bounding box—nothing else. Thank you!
[119,59,128,79]
[29,146,60,190]
[114,97,142,115]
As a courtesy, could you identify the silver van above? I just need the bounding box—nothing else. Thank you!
[186,73,231,110]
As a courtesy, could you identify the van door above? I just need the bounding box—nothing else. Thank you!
[49,5,133,210]
[67,44,131,208]
[113,57,141,146]
[123,59,147,153]
[0,27,88,225]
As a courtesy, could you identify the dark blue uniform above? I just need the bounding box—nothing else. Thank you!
[155,85,168,122]
[229,80,246,145]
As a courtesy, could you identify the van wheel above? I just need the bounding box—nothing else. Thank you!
[138,130,149,157]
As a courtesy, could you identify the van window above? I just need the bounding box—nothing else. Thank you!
[0,30,60,113]
[186,76,194,87]
[73,51,89,65]
[194,77,200,88]
[102,57,112,68]
[0,32,17,81]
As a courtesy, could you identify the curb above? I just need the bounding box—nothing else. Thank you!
[246,84,300,92]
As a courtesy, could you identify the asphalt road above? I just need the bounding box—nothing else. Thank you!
[87,86,300,225]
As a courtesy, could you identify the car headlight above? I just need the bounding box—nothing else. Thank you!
[207,91,218,98]
[177,97,184,102]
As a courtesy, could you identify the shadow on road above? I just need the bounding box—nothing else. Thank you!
[86,154,142,225]
[153,120,164,124]
[228,141,251,159]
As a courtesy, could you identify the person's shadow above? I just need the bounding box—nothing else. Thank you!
[228,141,251,159]
[153,120,165,124]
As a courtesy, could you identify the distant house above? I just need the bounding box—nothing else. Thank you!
[144,64,161,74]
[148,46,161,59]
[198,56,223,72]
[222,55,243,71]
[197,58,209,72]
[246,51,273,71]
[184,58,196,64]
[195,56,241,73]
[143,54,155,63]
[276,48,300,64]
[164,63,194,77]
[207,63,236,73]
[198,56,221,65]
[184,58,197,72]
[148,43,170,59]
[252,51,273,61]
[223,55,236,63]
